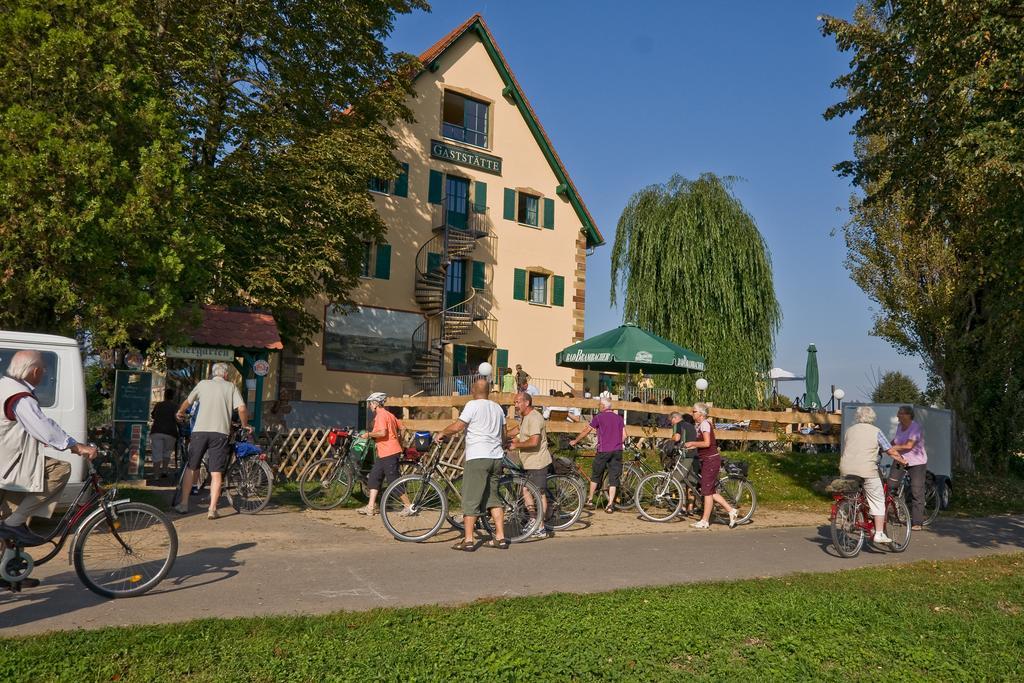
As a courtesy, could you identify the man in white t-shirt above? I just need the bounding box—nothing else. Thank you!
[436,377,508,551]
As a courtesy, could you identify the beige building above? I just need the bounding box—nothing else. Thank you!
[282,14,603,426]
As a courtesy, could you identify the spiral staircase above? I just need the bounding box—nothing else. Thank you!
[410,200,492,391]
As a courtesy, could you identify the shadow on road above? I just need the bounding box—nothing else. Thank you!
[923,514,1024,549]
[0,542,256,631]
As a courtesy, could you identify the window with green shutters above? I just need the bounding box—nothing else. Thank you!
[452,344,468,374]
[428,169,443,204]
[426,252,442,275]
[394,163,409,197]
[472,260,486,290]
[552,275,564,306]
[374,244,391,280]
[518,193,539,226]
[496,349,508,372]
[542,197,555,229]
[474,181,487,213]
[513,268,527,301]
[503,188,516,221]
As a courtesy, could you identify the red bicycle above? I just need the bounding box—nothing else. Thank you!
[829,472,912,558]
[1,453,178,598]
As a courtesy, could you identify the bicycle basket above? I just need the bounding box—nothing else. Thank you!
[552,456,575,476]
[826,476,862,493]
[722,458,749,478]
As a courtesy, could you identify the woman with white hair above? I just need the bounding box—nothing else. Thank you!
[683,403,738,529]
[839,406,905,544]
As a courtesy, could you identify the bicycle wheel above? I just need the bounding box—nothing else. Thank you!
[444,474,466,530]
[922,478,940,526]
[297,457,354,510]
[614,463,644,511]
[227,458,273,514]
[380,475,446,542]
[715,476,758,525]
[482,476,542,543]
[635,472,683,522]
[545,474,584,531]
[830,498,865,558]
[885,496,912,552]
[73,503,178,598]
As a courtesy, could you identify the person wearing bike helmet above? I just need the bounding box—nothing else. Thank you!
[358,392,413,516]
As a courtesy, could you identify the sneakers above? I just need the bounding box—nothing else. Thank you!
[690,520,710,529]
[0,522,47,546]
[356,505,378,516]
[172,504,188,515]
[398,506,418,517]
[207,509,220,520]
[728,509,739,529]
[873,532,894,544]
[531,527,550,540]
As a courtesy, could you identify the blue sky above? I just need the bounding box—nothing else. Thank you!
[387,2,927,401]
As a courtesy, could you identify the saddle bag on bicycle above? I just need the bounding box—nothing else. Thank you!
[722,458,749,478]
[552,456,575,476]
[411,431,432,452]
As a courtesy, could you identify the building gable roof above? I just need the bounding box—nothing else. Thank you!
[416,14,604,248]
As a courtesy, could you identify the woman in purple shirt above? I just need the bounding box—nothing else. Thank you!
[891,405,928,530]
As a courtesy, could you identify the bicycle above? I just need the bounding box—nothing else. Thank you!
[887,464,940,526]
[829,472,912,557]
[556,445,637,510]
[0,451,178,598]
[172,428,274,514]
[297,429,420,510]
[634,450,757,524]
[502,455,585,532]
[379,440,543,543]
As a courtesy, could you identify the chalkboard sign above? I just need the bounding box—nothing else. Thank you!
[113,370,153,423]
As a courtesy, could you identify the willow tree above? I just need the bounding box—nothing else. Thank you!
[610,174,781,408]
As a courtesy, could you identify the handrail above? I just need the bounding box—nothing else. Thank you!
[411,287,481,357]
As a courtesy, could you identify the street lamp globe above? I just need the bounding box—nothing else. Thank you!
[833,388,845,401]
[695,378,709,392]
[477,362,493,377]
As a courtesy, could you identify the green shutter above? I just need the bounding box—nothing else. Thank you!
[394,163,409,197]
[453,345,467,373]
[427,252,441,274]
[474,181,487,213]
[496,349,509,372]
[542,197,555,229]
[503,188,516,221]
[374,243,392,280]
[513,268,526,301]
[428,170,443,204]
[552,275,565,306]
[472,260,486,290]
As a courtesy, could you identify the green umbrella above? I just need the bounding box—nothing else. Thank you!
[555,323,705,380]
[803,343,822,409]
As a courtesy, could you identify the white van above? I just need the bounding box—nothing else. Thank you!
[0,331,88,501]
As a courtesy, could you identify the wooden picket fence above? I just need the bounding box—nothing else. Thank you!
[263,395,842,478]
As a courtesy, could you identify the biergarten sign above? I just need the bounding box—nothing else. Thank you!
[166,345,235,362]
[430,139,502,175]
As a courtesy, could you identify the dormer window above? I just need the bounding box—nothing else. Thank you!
[442,91,488,148]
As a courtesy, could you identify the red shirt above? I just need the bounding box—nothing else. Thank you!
[696,419,720,459]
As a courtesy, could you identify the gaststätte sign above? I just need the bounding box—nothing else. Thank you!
[430,139,502,175]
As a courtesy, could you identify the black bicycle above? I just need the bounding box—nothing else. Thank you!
[172,428,274,514]
[0,452,178,598]
[887,464,942,527]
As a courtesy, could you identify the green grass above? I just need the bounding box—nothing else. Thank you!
[272,480,367,509]
[2,553,1022,681]
[946,470,1024,517]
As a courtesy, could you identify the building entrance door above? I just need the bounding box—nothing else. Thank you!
[445,176,469,230]
[445,259,466,306]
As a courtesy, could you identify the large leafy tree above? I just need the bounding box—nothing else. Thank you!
[870,370,922,405]
[0,0,214,348]
[822,2,1024,472]
[139,0,427,343]
[1,0,427,347]
[611,174,781,408]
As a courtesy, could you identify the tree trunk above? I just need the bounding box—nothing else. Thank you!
[944,368,975,473]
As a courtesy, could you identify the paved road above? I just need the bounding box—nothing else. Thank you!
[2,509,1022,635]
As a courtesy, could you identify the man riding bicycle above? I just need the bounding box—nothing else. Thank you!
[839,406,906,544]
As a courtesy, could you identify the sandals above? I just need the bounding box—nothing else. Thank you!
[604,505,615,514]
[483,538,510,550]
[451,539,477,552]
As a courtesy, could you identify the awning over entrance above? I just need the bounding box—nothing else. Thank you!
[189,305,283,351]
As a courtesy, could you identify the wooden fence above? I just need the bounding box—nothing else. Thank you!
[265,394,842,478]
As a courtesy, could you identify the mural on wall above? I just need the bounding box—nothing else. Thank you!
[324,306,423,375]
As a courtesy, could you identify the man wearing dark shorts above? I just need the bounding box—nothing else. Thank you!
[507,392,552,539]
[569,397,626,514]
[175,363,249,519]
[359,392,412,516]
